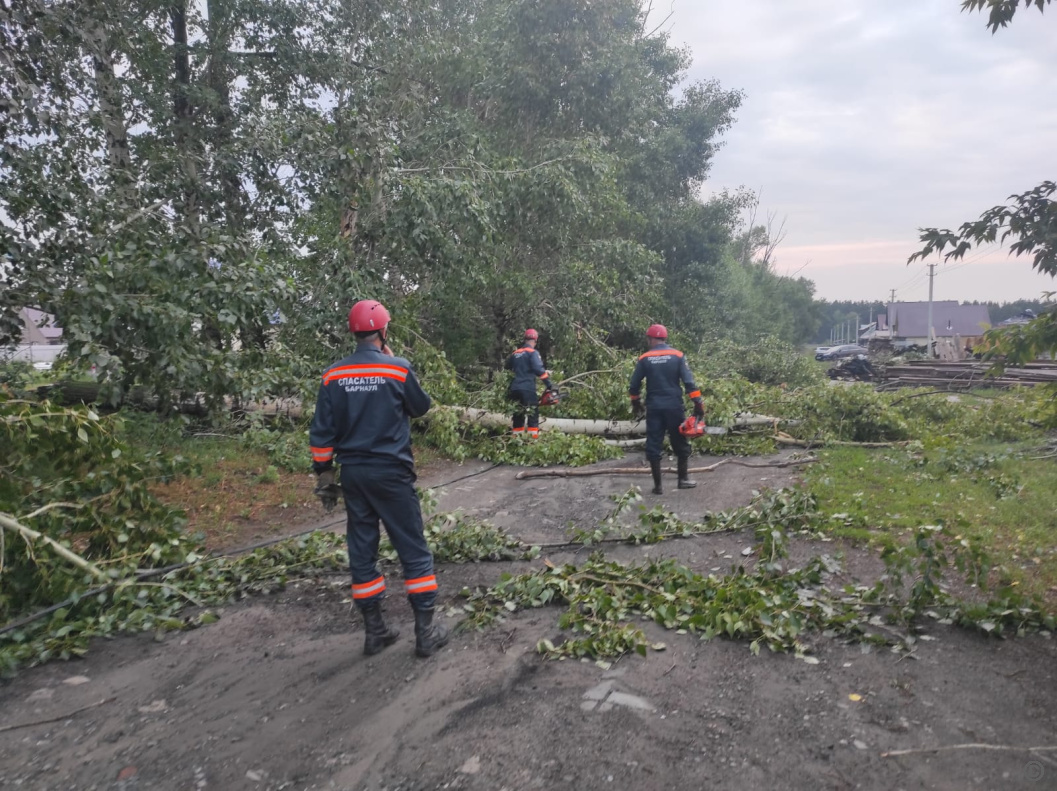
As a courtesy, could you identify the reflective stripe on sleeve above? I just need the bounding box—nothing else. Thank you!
[311,446,334,462]
[404,575,438,594]
[688,390,701,399]
[351,576,386,599]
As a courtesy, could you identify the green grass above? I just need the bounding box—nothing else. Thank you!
[804,441,1057,603]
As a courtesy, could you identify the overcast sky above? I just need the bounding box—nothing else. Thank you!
[662,0,1057,303]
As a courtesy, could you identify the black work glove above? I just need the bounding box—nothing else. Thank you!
[692,398,705,420]
[631,399,645,419]
[314,468,340,513]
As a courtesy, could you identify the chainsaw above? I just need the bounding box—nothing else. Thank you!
[679,416,727,437]
[539,388,563,407]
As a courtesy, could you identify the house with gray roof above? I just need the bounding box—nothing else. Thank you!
[863,301,991,349]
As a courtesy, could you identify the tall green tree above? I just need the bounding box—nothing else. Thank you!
[2,0,825,403]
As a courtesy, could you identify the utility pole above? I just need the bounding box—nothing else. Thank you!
[926,262,937,358]
[889,289,896,304]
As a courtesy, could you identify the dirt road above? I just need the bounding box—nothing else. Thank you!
[2,454,1055,790]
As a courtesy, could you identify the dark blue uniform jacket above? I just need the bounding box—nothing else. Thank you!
[505,346,550,392]
[309,344,431,472]
[628,344,700,410]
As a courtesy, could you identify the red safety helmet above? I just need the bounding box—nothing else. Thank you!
[348,300,390,334]
[524,328,539,341]
[679,416,706,438]
[646,324,668,339]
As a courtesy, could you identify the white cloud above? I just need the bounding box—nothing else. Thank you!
[664,0,1057,300]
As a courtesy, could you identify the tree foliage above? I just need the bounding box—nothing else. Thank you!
[961,0,1052,32]
[910,182,1057,278]
[909,4,1056,365]
[2,0,820,408]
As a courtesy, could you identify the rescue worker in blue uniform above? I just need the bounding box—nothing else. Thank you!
[505,328,556,437]
[628,323,705,495]
[309,299,449,658]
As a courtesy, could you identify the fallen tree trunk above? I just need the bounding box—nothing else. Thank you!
[603,438,648,448]
[514,457,817,480]
[36,383,305,419]
[36,385,790,438]
[445,406,786,437]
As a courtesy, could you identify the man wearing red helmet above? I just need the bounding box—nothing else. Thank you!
[309,299,449,658]
[628,324,705,495]
[504,328,556,438]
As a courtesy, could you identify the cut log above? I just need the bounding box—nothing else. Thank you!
[879,360,1057,390]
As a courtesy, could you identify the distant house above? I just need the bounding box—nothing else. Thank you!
[0,308,66,368]
[861,301,991,349]
[18,308,64,344]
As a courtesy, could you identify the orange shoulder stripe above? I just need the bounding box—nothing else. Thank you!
[638,349,683,360]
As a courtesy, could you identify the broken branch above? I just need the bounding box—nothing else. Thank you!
[0,513,110,582]
[0,697,117,733]
[881,743,1057,758]
[773,435,907,449]
[515,457,817,480]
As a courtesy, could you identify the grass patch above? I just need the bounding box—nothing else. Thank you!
[115,414,319,549]
[804,441,1057,604]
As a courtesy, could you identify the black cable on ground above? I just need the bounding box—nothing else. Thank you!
[425,463,502,490]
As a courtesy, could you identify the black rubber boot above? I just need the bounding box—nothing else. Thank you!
[361,602,399,656]
[677,456,697,489]
[414,607,450,658]
[650,459,663,495]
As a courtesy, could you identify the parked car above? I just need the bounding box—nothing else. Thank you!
[814,346,832,357]
[816,344,868,361]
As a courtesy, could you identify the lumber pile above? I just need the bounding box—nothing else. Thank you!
[880,360,1057,390]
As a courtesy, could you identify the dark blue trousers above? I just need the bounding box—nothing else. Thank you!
[340,462,438,610]
[645,407,690,462]
[508,388,540,431]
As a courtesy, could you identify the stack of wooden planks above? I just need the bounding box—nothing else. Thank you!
[880,360,1057,390]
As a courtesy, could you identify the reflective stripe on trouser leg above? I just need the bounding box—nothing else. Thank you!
[405,575,438,596]
[352,576,386,600]
[341,462,438,610]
